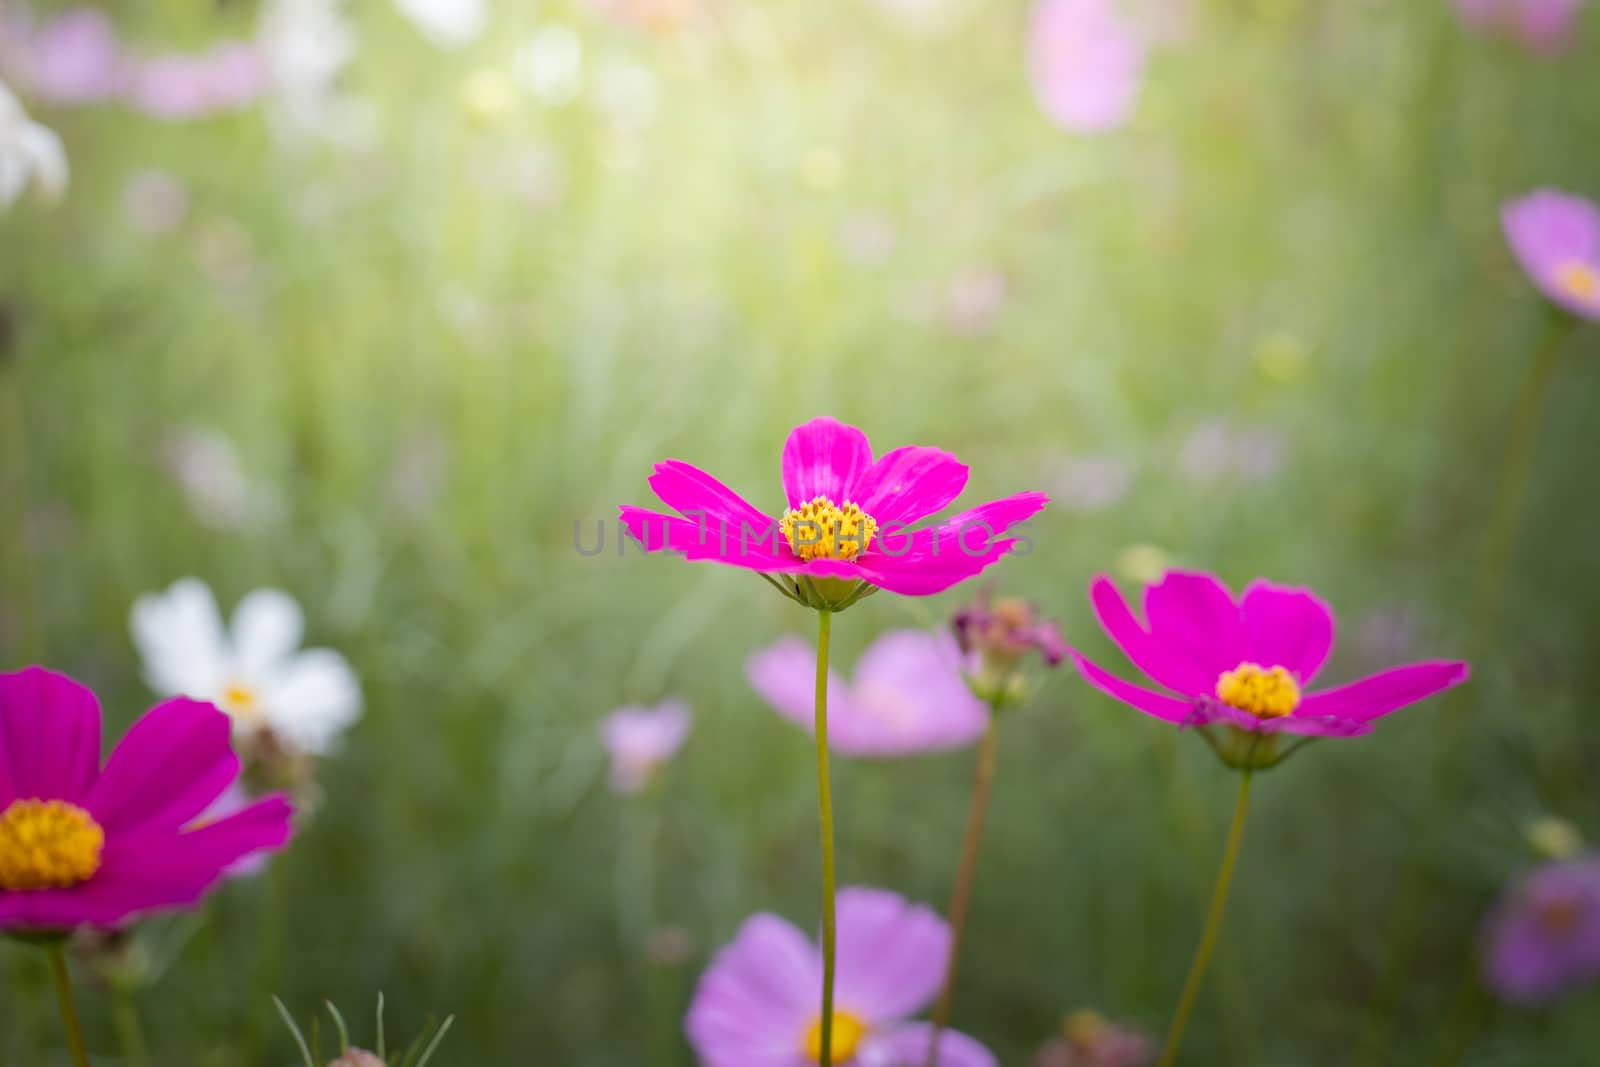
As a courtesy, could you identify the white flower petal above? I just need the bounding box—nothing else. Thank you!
[18,124,67,200]
[261,648,362,755]
[130,578,230,698]
[230,588,305,676]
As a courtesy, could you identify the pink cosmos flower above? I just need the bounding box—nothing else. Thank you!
[599,700,693,793]
[1502,189,1600,321]
[687,887,997,1067]
[747,630,987,756]
[128,43,268,120]
[1481,854,1600,1004]
[619,417,1048,605]
[11,8,129,104]
[1454,0,1585,54]
[1033,1010,1155,1067]
[1069,570,1469,746]
[0,666,293,933]
[1028,0,1147,135]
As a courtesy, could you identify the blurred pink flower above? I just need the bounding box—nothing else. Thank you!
[747,630,988,757]
[945,268,1009,336]
[600,700,692,794]
[1029,0,1147,134]
[1033,1010,1156,1067]
[1502,188,1600,320]
[12,7,128,104]
[687,887,996,1067]
[1179,420,1286,486]
[1454,0,1586,54]
[129,42,268,120]
[1050,455,1132,513]
[1481,855,1600,1004]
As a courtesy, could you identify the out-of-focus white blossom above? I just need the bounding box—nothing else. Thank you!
[513,26,583,104]
[394,0,489,49]
[0,80,67,209]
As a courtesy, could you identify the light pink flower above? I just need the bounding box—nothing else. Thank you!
[600,700,692,794]
[1502,188,1600,320]
[748,630,987,757]
[1029,0,1147,134]
[1070,570,1469,743]
[687,887,996,1067]
[13,8,129,104]
[1454,0,1586,55]
[129,43,268,120]
[619,417,1048,603]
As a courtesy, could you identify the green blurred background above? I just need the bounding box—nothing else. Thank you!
[3,0,1598,1063]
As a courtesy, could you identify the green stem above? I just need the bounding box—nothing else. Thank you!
[814,608,837,1067]
[46,943,91,1067]
[1467,315,1573,643]
[1157,771,1253,1067]
[924,711,1000,1067]
[112,988,150,1067]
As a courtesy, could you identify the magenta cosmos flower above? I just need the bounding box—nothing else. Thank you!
[1028,0,1147,135]
[1455,0,1585,54]
[1481,854,1600,1004]
[1069,571,1469,765]
[0,667,293,933]
[619,417,1048,609]
[747,630,987,756]
[687,887,996,1067]
[1503,189,1600,321]
[599,700,692,794]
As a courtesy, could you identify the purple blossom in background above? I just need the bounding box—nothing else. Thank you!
[1482,855,1600,1004]
[1455,0,1586,55]
[1502,188,1600,321]
[747,630,988,757]
[9,7,128,104]
[1179,420,1287,487]
[1028,0,1147,134]
[129,43,268,121]
[1050,455,1133,513]
[599,700,692,794]
[1033,1010,1156,1067]
[686,887,997,1067]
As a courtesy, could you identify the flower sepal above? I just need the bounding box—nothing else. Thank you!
[1189,714,1315,772]
[761,574,880,613]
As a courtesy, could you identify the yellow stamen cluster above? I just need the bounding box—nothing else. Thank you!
[780,496,878,562]
[0,799,105,891]
[220,681,261,720]
[1555,261,1600,304]
[803,1011,868,1063]
[1215,662,1301,719]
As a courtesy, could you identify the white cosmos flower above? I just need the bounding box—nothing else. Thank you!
[394,0,489,49]
[131,578,362,756]
[0,80,68,210]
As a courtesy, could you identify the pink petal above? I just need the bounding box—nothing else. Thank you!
[852,446,970,527]
[1189,700,1374,738]
[648,460,776,530]
[686,913,820,1067]
[1238,580,1336,683]
[618,507,797,572]
[746,637,854,738]
[1502,189,1600,320]
[1141,571,1243,677]
[1069,652,1192,723]
[780,417,875,509]
[85,698,238,838]
[1299,661,1470,723]
[833,887,950,1022]
[0,795,292,931]
[1088,576,1216,695]
[1029,0,1147,135]
[858,493,1048,597]
[843,631,989,755]
[858,1024,998,1067]
[0,667,103,806]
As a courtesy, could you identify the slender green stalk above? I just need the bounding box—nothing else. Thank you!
[46,944,91,1067]
[924,711,1000,1067]
[112,989,150,1067]
[813,608,838,1067]
[1157,771,1253,1067]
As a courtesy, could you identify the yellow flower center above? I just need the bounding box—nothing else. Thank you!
[220,681,261,720]
[802,1011,868,1063]
[1555,261,1600,304]
[0,799,105,891]
[780,496,879,562]
[1215,662,1301,719]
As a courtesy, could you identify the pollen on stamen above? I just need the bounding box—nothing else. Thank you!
[802,1010,868,1063]
[1555,261,1600,304]
[1215,662,1301,719]
[0,798,105,890]
[779,495,879,562]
